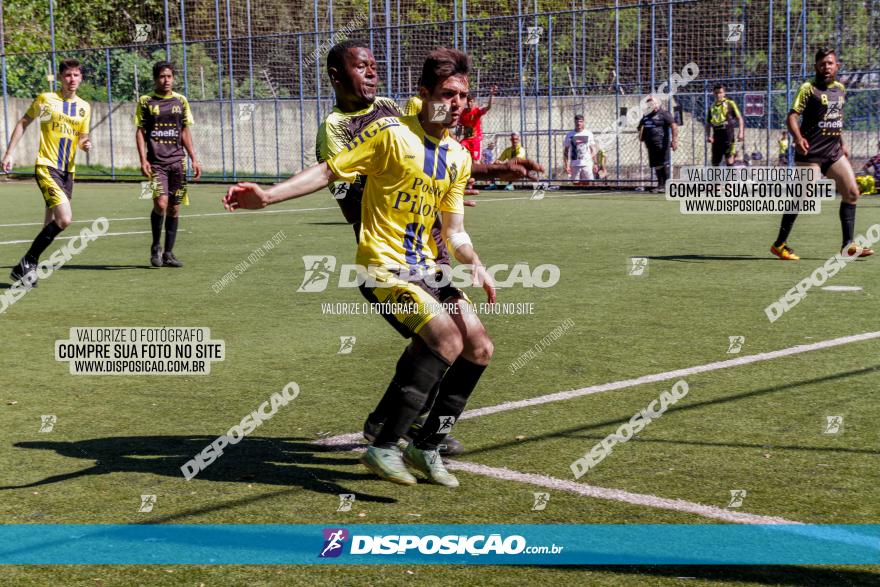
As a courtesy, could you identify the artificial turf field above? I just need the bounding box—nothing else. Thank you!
[1,179,879,585]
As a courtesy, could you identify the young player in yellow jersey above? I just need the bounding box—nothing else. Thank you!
[2,59,92,287]
[224,48,494,488]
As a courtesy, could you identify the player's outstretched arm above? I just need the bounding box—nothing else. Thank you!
[472,158,544,182]
[223,162,336,211]
[441,210,496,304]
[483,85,496,113]
[1,115,33,173]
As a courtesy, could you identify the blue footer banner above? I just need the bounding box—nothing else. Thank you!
[1,524,878,565]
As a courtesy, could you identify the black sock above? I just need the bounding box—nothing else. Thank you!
[414,357,487,451]
[164,215,179,253]
[25,221,64,263]
[773,214,799,248]
[367,346,414,425]
[840,202,856,249]
[373,345,450,449]
[150,211,163,249]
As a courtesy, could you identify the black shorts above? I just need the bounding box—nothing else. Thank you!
[646,145,669,168]
[711,131,737,166]
[795,154,843,175]
[795,143,844,175]
[359,266,470,338]
[150,160,188,204]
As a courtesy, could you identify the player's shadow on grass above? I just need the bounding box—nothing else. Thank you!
[644,253,829,262]
[549,565,880,586]
[1,435,394,504]
[58,264,155,271]
[305,221,351,226]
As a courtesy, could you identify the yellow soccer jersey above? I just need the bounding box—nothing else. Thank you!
[498,144,526,161]
[25,92,91,173]
[326,115,471,271]
[403,96,422,116]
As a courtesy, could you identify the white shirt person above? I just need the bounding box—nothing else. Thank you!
[563,114,597,181]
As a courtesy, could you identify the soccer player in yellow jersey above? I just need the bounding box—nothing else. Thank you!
[224,48,494,488]
[2,59,92,287]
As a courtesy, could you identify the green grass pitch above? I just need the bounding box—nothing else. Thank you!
[1,179,879,585]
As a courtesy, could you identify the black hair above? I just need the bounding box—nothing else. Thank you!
[420,47,471,93]
[327,39,371,72]
[152,61,174,80]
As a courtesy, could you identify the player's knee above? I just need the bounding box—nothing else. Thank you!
[54,216,71,229]
[153,200,167,213]
[843,188,860,203]
[433,330,464,361]
[467,335,494,365]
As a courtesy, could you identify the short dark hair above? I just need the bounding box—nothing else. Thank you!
[59,59,81,75]
[713,84,725,92]
[327,39,371,72]
[815,48,837,63]
[420,48,470,93]
[574,114,584,121]
[152,61,174,79]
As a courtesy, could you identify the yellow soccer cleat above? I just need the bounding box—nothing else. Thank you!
[771,243,800,261]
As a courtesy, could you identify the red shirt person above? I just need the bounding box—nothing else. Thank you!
[457,85,495,161]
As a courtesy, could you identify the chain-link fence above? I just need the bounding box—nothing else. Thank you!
[1,0,879,184]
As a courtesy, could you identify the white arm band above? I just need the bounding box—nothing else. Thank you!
[446,232,473,252]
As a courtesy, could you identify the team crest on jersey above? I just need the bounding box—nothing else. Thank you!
[395,290,416,306]
[79,108,86,117]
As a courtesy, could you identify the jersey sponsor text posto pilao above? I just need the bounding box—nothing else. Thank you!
[707,98,741,133]
[326,115,470,271]
[25,92,91,173]
[791,78,845,162]
[134,92,194,166]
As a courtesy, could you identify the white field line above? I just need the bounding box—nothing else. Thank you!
[447,460,799,524]
[0,190,604,229]
[0,230,176,246]
[448,462,880,549]
[0,206,340,228]
[318,442,802,524]
[315,330,880,448]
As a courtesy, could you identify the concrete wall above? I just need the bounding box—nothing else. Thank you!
[5,96,877,180]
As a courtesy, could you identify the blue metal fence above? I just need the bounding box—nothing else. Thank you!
[0,0,878,184]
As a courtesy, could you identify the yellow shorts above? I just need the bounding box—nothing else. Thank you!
[359,266,472,338]
[35,165,73,208]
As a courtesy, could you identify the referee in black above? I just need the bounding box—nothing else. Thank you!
[637,96,678,192]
